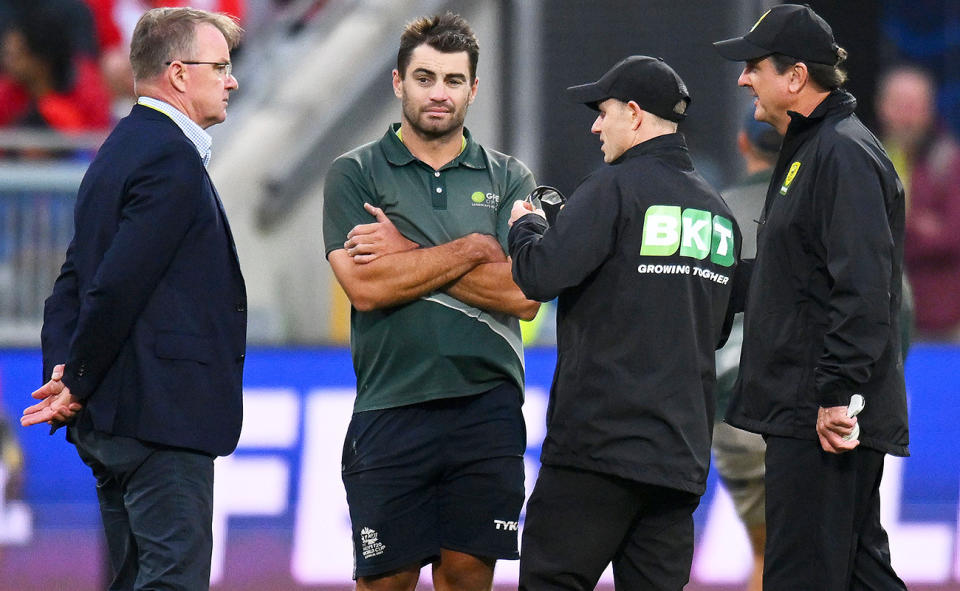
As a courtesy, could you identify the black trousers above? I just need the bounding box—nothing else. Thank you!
[764,436,907,591]
[73,428,215,591]
[519,465,700,591]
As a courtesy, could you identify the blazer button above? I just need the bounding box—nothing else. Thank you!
[237,353,245,362]
[236,303,246,312]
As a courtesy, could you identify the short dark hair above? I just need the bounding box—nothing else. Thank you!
[770,49,848,91]
[397,12,479,80]
[15,6,74,92]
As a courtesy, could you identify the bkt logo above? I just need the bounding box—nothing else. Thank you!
[640,205,735,267]
[494,519,519,531]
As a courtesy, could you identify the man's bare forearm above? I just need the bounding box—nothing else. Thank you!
[445,260,541,320]
[330,233,505,311]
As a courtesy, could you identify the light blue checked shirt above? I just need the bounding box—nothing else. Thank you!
[137,96,213,167]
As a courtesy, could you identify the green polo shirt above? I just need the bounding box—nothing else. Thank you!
[323,124,536,412]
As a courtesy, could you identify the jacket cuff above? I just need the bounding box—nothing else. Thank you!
[507,214,547,254]
[61,362,92,401]
[816,381,852,408]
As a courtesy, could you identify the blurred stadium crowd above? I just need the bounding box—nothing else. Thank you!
[0,0,332,140]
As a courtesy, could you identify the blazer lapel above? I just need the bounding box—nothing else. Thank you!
[204,171,242,267]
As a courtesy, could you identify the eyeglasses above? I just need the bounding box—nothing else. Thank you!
[165,60,233,79]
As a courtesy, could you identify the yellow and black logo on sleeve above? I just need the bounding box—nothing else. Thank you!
[779,161,801,195]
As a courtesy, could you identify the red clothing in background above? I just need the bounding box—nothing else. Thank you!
[903,131,960,336]
[0,58,111,132]
[84,0,245,51]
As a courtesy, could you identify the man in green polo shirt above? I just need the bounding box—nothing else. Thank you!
[322,12,538,591]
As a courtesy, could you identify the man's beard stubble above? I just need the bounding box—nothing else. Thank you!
[401,98,468,141]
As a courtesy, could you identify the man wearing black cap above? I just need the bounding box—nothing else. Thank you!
[715,4,908,590]
[508,55,739,590]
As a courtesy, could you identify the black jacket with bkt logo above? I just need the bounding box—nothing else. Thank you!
[509,134,740,495]
[727,90,909,457]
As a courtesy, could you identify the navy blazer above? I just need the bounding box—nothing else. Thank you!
[41,104,247,457]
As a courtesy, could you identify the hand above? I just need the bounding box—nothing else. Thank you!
[816,405,859,454]
[21,364,83,427]
[344,203,419,264]
[509,200,544,227]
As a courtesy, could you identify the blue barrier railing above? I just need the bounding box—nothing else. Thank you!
[0,162,83,346]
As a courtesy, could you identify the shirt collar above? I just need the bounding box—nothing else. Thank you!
[785,89,857,135]
[380,123,487,170]
[137,96,213,167]
[612,132,690,166]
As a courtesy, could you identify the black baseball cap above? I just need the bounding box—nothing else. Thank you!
[713,4,841,66]
[565,55,690,122]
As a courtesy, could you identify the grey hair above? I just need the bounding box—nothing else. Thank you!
[129,7,242,81]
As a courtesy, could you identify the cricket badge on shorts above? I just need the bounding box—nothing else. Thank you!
[779,161,802,196]
[470,190,501,210]
[359,527,386,560]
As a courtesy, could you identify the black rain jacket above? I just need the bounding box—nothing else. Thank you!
[509,134,739,494]
[727,91,909,457]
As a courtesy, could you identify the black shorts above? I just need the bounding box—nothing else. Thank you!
[341,382,526,578]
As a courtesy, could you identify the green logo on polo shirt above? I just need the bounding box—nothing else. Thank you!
[470,191,501,209]
[640,205,735,267]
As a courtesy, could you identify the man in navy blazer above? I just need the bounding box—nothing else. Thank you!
[21,7,246,589]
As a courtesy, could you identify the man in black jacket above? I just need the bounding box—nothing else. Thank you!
[509,55,739,590]
[714,4,908,589]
